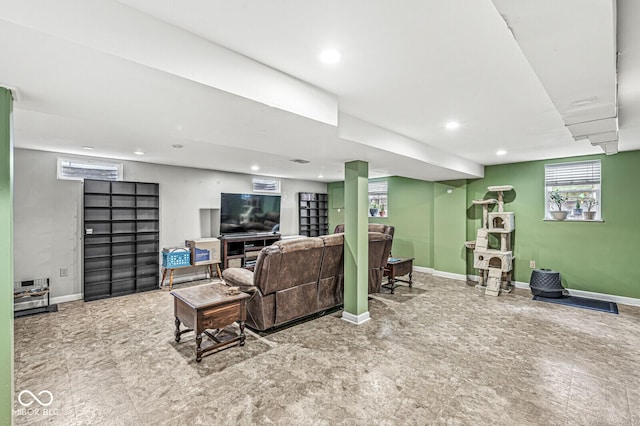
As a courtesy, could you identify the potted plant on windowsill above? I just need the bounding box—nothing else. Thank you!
[583,197,599,220]
[572,197,583,217]
[549,190,568,220]
[369,202,379,217]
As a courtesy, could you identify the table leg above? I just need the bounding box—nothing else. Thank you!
[239,321,246,346]
[169,269,175,291]
[161,268,167,288]
[216,263,222,280]
[208,264,214,279]
[174,317,181,342]
[409,271,413,288]
[195,333,203,362]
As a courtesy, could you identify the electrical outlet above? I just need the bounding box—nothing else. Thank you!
[529,260,536,269]
[60,267,68,277]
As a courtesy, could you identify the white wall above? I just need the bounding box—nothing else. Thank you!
[13,149,327,301]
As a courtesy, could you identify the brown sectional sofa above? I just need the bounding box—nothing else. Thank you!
[222,231,392,331]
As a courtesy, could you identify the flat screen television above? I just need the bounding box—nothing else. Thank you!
[219,193,281,235]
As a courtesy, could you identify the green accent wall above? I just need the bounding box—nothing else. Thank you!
[328,182,344,233]
[329,176,435,268]
[434,180,468,275]
[387,177,434,267]
[0,87,14,426]
[329,150,640,300]
[343,161,370,316]
[467,151,640,298]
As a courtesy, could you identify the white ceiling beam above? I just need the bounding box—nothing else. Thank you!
[0,0,338,126]
[492,0,618,156]
[338,113,484,179]
[567,117,618,138]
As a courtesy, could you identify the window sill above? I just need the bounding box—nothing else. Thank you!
[543,218,604,222]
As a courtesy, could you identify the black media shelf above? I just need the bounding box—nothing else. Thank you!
[298,192,329,237]
[83,179,160,301]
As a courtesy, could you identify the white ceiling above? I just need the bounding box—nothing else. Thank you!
[1,0,638,183]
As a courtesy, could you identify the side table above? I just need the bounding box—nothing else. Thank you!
[383,257,414,294]
[161,262,222,290]
[171,283,250,362]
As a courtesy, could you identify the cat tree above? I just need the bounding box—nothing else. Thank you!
[465,185,515,296]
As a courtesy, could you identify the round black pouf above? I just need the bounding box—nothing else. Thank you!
[530,269,563,298]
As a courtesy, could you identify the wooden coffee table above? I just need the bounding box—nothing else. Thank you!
[383,257,414,294]
[171,283,250,362]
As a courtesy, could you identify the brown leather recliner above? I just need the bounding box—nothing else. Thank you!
[334,223,394,268]
[222,237,324,331]
[222,231,393,331]
[318,233,344,310]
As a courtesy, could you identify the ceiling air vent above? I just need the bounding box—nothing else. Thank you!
[290,159,310,164]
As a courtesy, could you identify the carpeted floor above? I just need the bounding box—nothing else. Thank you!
[13,272,640,425]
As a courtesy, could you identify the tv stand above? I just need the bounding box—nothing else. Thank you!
[220,233,281,270]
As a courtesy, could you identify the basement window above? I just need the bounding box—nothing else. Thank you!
[368,180,388,218]
[252,178,281,193]
[57,157,123,181]
[545,160,601,221]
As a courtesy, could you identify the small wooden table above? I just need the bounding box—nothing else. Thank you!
[171,283,250,362]
[161,262,222,290]
[383,257,414,294]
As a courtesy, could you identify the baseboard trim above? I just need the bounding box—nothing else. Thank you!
[413,266,434,274]
[342,311,371,325]
[433,270,467,281]
[564,288,640,307]
[51,293,83,305]
[467,275,640,307]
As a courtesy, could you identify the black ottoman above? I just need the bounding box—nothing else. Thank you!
[529,269,563,298]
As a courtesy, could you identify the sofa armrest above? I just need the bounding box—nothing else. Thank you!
[222,268,257,293]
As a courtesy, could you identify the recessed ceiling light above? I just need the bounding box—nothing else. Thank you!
[496,149,507,156]
[251,165,259,171]
[318,174,324,179]
[82,146,94,150]
[319,49,341,64]
[445,121,460,130]
[172,144,184,149]
[134,150,144,155]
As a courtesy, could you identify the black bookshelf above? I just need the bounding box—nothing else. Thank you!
[83,179,159,301]
[298,192,328,237]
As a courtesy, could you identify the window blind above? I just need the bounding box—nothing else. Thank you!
[252,178,281,193]
[57,158,122,181]
[545,160,601,186]
[368,180,388,195]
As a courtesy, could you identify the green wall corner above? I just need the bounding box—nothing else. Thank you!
[0,87,14,426]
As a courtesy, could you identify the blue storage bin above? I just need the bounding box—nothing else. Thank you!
[162,250,191,268]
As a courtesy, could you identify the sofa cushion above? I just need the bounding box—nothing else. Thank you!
[221,267,255,291]
[318,233,345,309]
[253,237,324,295]
[319,233,344,279]
[275,281,318,326]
